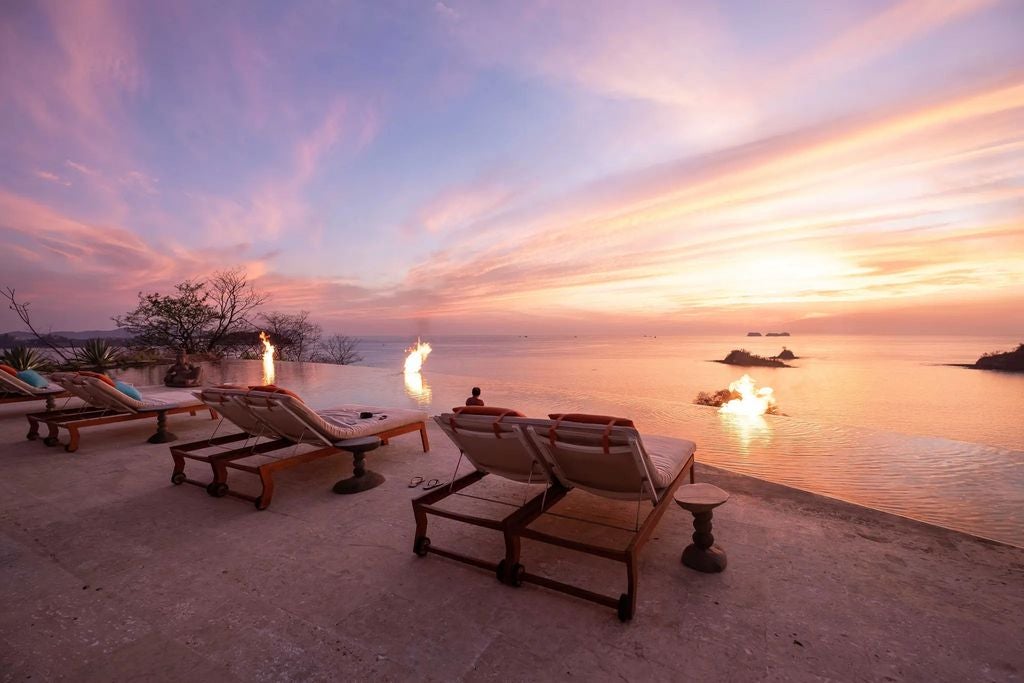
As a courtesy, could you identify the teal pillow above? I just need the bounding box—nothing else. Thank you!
[115,381,142,401]
[16,369,48,388]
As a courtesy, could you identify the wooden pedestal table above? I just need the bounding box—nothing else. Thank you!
[673,483,729,573]
[332,436,384,494]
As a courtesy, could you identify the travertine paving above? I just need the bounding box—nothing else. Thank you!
[0,400,1021,682]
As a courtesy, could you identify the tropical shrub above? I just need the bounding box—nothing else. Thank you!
[1,345,51,371]
[75,339,123,369]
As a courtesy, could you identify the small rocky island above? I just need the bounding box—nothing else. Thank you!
[765,332,791,337]
[746,331,762,337]
[777,347,797,360]
[971,343,1024,372]
[717,349,791,368]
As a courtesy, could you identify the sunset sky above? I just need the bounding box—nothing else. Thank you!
[1,0,1022,335]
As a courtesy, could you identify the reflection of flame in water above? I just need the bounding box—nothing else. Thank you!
[259,331,276,385]
[403,338,432,404]
[720,374,775,416]
[404,338,432,374]
[404,370,432,404]
[720,412,772,453]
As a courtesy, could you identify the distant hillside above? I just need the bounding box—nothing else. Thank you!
[2,328,132,341]
[973,344,1024,372]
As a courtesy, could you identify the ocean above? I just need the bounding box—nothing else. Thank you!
[113,334,1024,547]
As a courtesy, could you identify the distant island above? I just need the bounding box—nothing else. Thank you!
[746,332,762,337]
[971,344,1024,372]
[777,347,797,360]
[765,332,791,337]
[716,349,791,368]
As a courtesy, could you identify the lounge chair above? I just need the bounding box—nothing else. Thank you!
[0,368,69,412]
[32,373,215,452]
[420,411,696,620]
[170,386,429,509]
[26,371,139,443]
[413,407,567,581]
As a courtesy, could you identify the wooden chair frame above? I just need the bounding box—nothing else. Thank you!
[33,404,216,452]
[170,395,430,509]
[2,390,69,413]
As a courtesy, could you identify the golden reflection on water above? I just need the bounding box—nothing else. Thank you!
[719,412,774,455]
[403,371,432,405]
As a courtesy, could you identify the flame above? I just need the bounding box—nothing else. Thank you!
[403,338,432,405]
[259,331,276,385]
[404,370,432,405]
[404,338,432,374]
[719,374,775,417]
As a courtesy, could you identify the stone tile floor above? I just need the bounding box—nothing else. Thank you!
[0,401,1021,681]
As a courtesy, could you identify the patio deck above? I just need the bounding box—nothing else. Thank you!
[0,400,1021,681]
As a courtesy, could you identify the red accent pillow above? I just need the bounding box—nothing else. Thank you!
[547,413,635,427]
[0,364,18,376]
[78,370,116,387]
[452,406,525,417]
[248,384,302,400]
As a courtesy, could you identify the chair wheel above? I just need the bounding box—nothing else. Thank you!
[26,431,37,441]
[617,593,633,622]
[171,472,186,485]
[43,436,59,447]
[206,482,228,498]
[510,563,525,587]
[413,536,431,557]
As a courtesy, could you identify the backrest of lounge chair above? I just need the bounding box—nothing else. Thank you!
[75,375,143,413]
[0,370,36,395]
[49,372,95,404]
[195,388,280,437]
[233,391,336,446]
[524,420,660,503]
[434,413,554,484]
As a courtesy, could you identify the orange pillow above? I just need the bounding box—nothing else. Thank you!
[78,370,116,387]
[0,364,18,376]
[452,406,525,417]
[547,413,635,428]
[248,384,302,400]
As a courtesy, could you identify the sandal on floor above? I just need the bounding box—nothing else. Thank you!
[408,476,424,488]
[422,479,448,491]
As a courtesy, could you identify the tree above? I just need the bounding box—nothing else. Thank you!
[112,270,267,354]
[1,287,75,364]
[204,268,268,351]
[113,281,220,353]
[320,334,363,365]
[258,310,322,361]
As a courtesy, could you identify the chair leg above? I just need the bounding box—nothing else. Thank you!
[45,395,56,412]
[255,467,274,510]
[148,410,177,444]
[622,550,639,621]
[419,423,430,452]
[26,415,40,440]
[65,426,80,453]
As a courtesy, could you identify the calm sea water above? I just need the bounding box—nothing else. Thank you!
[114,334,1024,547]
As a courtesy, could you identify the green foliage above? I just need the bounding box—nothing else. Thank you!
[75,338,123,368]
[1,345,51,371]
[112,270,266,354]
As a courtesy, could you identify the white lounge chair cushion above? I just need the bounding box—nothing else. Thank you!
[0,371,64,396]
[640,435,697,491]
[318,404,428,439]
[77,376,203,413]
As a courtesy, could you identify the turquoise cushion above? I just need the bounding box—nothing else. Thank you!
[115,381,142,401]
[16,369,48,388]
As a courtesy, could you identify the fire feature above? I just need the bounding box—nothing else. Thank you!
[260,331,276,385]
[404,338,432,374]
[719,374,775,416]
[403,338,432,404]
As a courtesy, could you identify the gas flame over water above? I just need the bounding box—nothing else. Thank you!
[403,338,432,404]
[404,338,432,374]
[259,331,276,385]
[720,374,775,417]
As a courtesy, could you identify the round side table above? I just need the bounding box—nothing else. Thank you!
[674,483,729,573]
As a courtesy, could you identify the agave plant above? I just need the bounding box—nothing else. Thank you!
[1,344,51,371]
[75,338,123,369]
